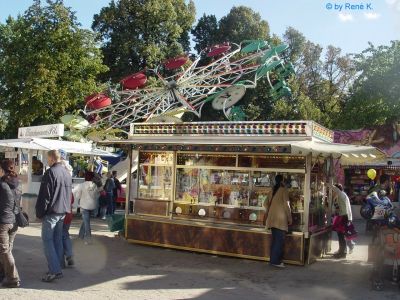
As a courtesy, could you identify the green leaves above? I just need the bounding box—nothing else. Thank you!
[340,41,400,129]
[0,0,108,137]
[92,0,196,81]
[191,7,270,54]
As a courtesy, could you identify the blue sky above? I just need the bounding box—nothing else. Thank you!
[0,0,398,54]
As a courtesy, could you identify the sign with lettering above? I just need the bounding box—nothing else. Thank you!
[18,124,64,139]
[5,151,17,159]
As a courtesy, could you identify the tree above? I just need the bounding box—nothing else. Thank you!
[92,0,196,81]
[191,6,269,55]
[191,14,219,54]
[0,0,107,138]
[340,41,400,129]
[283,27,306,63]
[272,28,356,127]
[218,6,269,44]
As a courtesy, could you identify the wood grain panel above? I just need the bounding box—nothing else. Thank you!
[126,217,304,264]
[135,199,168,216]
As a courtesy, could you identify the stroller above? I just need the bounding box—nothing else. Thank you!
[361,190,400,291]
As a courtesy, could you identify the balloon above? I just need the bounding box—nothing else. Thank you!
[367,169,377,180]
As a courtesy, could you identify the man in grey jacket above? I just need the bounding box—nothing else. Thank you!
[35,150,72,282]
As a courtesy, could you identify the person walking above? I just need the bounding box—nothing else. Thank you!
[265,175,292,268]
[73,174,102,244]
[104,172,116,217]
[112,171,122,213]
[331,183,353,259]
[0,160,21,288]
[36,150,72,282]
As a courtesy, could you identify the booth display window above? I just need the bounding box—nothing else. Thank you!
[309,171,329,231]
[138,152,173,201]
[173,153,306,228]
[133,151,307,229]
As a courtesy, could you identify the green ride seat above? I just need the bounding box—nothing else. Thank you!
[241,40,269,53]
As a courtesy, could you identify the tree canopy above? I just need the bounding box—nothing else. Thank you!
[92,0,196,81]
[340,41,400,129]
[191,6,269,54]
[0,0,107,138]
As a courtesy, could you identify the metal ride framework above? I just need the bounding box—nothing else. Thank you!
[84,40,294,131]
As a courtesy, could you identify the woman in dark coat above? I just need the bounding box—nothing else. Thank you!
[0,159,20,288]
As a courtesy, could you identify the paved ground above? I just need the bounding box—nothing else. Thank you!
[1,217,400,300]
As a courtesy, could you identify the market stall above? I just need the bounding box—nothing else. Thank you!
[0,125,117,220]
[103,120,384,265]
[343,160,400,204]
[334,125,400,218]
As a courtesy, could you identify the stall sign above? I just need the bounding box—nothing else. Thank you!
[5,151,17,159]
[18,124,64,139]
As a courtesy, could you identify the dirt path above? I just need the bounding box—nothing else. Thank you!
[1,219,399,300]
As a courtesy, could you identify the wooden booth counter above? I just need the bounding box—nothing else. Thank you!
[102,121,384,265]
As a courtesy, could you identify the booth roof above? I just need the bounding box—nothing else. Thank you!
[0,138,117,157]
[100,135,385,165]
[292,139,385,165]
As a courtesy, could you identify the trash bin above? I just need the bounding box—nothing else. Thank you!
[106,214,125,232]
[21,193,38,222]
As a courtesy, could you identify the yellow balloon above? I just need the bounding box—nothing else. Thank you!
[367,169,377,180]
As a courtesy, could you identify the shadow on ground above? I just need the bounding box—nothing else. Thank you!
[10,219,400,300]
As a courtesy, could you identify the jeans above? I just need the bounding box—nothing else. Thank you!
[0,224,19,283]
[270,228,286,265]
[337,232,347,254]
[62,223,73,258]
[106,192,114,215]
[79,209,93,240]
[41,214,65,274]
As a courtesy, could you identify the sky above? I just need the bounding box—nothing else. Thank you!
[0,0,399,55]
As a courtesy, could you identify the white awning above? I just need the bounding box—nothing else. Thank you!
[0,138,117,157]
[290,140,385,165]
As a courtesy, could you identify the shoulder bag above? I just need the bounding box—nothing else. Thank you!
[13,191,29,227]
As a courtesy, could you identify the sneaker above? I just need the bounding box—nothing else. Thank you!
[348,247,354,255]
[101,216,106,220]
[2,280,20,288]
[42,272,63,282]
[271,263,285,268]
[66,256,74,266]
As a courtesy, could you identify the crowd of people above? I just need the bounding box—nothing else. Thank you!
[0,150,122,287]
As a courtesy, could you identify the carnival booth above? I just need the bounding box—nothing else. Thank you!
[0,124,117,220]
[102,120,384,265]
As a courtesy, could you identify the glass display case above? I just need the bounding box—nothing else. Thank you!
[134,152,174,217]
[138,152,173,200]
[171,153,305,228]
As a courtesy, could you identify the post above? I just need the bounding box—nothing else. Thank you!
[125,146,133,217]
[303,153,312,238]
[327,156,334,226]
[27,149,33,193]
[170,151,177,219]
